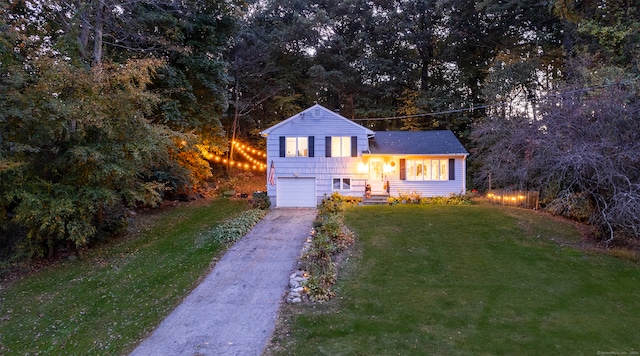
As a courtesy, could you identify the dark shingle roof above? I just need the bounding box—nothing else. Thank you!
[368,130,468,155]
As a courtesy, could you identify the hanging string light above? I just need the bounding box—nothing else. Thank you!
[206,140,267,171]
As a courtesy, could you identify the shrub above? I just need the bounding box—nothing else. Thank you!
[303,193,357,301]
[421,192,474,205]
[545,191,593,222]
[317,192,361,219]
[249,191,271,210]
[388,192,473,205]
[198,209,268,245]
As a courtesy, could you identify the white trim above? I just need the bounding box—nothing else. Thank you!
[260,104,374,137]
[331,176,353,191]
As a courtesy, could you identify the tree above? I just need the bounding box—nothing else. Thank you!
[472,67,640,243]
[0,0,236,259]
[0,55,173,256]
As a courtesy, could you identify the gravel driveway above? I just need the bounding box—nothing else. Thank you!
[129,208,317,356]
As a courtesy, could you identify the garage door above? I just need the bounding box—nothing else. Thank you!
[277,177,316,207]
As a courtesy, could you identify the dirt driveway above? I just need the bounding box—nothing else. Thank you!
[129,208,317,356]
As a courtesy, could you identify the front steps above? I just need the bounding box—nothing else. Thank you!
[362,193,389,205]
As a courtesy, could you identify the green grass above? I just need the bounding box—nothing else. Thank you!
[0,198,248,355]
[267,204,640,355]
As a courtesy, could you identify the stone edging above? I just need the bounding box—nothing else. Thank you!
[285,232,312,304]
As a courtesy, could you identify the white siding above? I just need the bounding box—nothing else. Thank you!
[263,105,373,206]
[366,155,467,198]
[261,105,468,205]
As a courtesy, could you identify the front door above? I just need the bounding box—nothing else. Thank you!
[369,158,385,193]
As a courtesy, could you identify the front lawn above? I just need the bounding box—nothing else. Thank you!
[267,204,640,355]
[0,198,248,355]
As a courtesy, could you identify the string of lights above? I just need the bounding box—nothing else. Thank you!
[207,140,267,172]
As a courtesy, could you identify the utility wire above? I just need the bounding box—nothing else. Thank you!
[351,103,501,121]
[351,79,638,121]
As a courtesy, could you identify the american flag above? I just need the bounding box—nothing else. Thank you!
[268,160,276,186]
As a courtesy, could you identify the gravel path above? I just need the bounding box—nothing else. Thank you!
[129,208,317,356]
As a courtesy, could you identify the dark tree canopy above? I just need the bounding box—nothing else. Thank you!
[2,0,639,260]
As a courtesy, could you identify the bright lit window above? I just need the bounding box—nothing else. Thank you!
[286,137,308,157]
[331,136,351,157]
[407,159,448,181]
[332,178,351,190]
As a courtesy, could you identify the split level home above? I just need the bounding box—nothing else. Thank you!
[260,104,469,208]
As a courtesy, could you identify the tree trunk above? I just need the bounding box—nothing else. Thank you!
[78,1,91,60]
[92,0,104,66]
[228,76,240,175]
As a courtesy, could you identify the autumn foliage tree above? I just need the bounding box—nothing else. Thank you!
[0,0,234,260]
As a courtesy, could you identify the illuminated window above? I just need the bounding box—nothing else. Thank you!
[331,137,351,157]
[285,137,308,157]
[406,159,448,181]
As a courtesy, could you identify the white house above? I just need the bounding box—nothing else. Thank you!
[260,104,469,207]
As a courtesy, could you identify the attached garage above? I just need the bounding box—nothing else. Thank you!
[277,177,317,207]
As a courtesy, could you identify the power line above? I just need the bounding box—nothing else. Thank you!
[351,103,501,121]
[351,79,638,122]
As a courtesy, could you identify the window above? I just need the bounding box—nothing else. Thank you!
[331,137,351,157]
[332,178,351,190]
[326,136,356,157]
[406,159,449,181]
[285,137,308,157]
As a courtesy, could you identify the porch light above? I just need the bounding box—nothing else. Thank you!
[357,162,368,173]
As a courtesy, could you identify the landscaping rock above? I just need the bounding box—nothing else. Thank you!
[285,270,309,304]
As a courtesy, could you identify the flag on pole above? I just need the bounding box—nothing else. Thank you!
[268,160,276,186]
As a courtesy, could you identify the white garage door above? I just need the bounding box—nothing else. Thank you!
[277,177,316,207]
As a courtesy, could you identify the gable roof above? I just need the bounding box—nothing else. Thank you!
[368,130,468,155]
[259,104,374,137]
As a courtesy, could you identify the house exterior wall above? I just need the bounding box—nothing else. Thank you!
[261,105,468,207]
[262,105,373,207]
[371,155,467,198]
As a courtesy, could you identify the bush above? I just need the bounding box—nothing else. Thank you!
[388,192,474,205]
[249,191,271,210]
[316,192,361,222]
[198,209,268,245]
[421,192,475,205]
[545,191,593,222]
[301,232,337,302]
[303,193,357,301]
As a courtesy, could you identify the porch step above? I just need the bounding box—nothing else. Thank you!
[362,194,389,205]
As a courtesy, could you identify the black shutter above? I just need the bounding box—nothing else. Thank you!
[325,136,332,157]
[279,136,285,157]
[308,136,315,157]
[351,136,357,157]
[449,158,455,180]
[400,159,406,180]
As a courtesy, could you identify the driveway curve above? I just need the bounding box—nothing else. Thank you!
[130,208,317,356]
